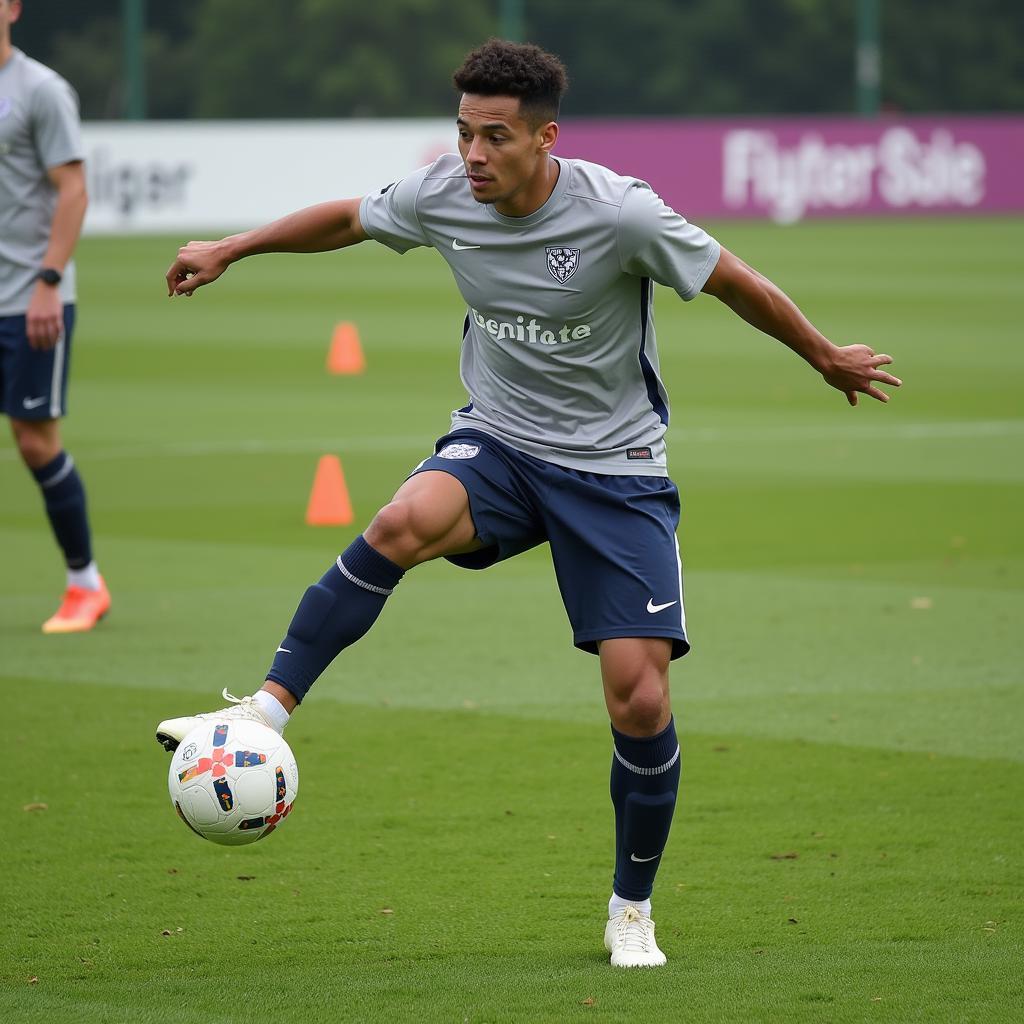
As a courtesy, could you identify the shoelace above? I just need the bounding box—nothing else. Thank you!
[614,906,655,952]
[195,690,265,721]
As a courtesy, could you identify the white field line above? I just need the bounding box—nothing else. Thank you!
[1,419,1022,464]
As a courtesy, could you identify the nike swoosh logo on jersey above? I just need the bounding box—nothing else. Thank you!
[275,647,292,654]
[452,239,482,250]
[646,599,678,614]
[22,395,48,409]
[630,852,661,863]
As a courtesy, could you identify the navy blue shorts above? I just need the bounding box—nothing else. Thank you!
[0,304,76,421]
[411,429,689,659]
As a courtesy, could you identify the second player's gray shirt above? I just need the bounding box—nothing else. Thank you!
[0,48,83,315]
[359,153,720,476]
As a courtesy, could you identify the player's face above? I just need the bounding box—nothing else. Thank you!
[457,94,558,217]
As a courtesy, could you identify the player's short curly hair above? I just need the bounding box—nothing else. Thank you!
[453,39,569,128]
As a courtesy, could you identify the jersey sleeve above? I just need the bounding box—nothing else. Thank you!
[30,75,83,170]
[359,165,433,254]
[617,183,720,301]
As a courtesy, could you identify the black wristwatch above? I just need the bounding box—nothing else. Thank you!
[37,267,63,286]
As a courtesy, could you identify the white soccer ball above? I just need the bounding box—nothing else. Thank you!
[168,719,298,846]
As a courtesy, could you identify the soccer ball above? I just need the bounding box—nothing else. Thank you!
[168,719,298,845]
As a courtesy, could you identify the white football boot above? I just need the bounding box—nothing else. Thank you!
[604,905,668,968]
[155,688,276,752]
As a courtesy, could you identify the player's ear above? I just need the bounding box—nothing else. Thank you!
[537,120,558,154]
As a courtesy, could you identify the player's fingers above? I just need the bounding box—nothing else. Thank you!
[865,386,890,403]
[872,353,893,367]
[873,370,902,387]
[175,271,207,296]
[846,390,858,407]
[166,261,189,296]
[26,317,57,349]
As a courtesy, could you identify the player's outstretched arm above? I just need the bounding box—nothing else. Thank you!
[165,198,368,297]
[701,246,902,406]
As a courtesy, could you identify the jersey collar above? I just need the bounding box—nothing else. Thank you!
[485,157,569,228]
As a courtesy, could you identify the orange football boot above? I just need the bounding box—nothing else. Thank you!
[41,576,111,634]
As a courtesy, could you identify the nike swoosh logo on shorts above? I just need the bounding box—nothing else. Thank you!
[630,852,661,863]
[646,599,678,614]
[451,239,481,250]
[22,395,48,409]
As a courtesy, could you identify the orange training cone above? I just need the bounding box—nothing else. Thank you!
[327,322,365,375]
[305,455,354,526]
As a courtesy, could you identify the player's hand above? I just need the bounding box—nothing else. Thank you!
[166,240,231,297]
[26,281,64,350]
[821,344,902,406]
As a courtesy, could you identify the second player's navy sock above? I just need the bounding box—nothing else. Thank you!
[266,535,405,703]
[31,451,93,571]
[609,716,681,902]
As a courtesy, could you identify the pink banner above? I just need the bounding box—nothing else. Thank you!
[557,116,1024,222]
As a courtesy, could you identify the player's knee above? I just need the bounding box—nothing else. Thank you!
[365,502,413,558]
[10,420,60,468]
[365,500,438,564]
[609,678,669,736]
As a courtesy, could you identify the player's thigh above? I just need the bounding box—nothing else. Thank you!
[544,472,689,659]
[368,469,481,565]
[405,431,546,570]
[0,306,74,421]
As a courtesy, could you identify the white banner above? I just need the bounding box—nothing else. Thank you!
[81,119,453,234]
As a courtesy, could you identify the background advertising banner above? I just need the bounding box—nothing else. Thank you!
[81,116,1024,234]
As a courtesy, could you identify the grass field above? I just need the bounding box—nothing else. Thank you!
[2,217,1022,1023]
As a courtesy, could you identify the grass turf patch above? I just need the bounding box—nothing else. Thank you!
[2,219,1023,1021]
[3,681,1022,1023]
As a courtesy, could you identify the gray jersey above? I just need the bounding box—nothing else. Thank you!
[359,152,720,476]
[0,48,82,315]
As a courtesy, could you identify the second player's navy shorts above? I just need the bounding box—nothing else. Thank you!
[0,304,76,421]
[411,429,689,659]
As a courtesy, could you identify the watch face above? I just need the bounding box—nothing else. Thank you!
[39,269,62,286]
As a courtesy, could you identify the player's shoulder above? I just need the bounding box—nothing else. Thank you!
[422,152,466,181]
[6,49,76,106]
[415,152,468,198]
[560,157,652,210]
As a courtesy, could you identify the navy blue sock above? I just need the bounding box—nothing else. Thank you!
[609,717,681,902]
[30,451,93,570]
[266,535,405,703]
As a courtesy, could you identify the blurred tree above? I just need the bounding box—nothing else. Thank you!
[9,0,1024,119]
[13,1,195,119]
[883,0,1024,112]
[530,0,858,116]
[191,0,497,117]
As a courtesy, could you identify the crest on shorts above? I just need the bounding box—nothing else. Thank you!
[438,443,480,460]
[546,247,580,284]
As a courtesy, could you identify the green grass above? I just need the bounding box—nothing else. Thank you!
[2,217,1022,1022]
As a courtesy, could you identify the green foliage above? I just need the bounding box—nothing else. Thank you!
[183,0,497,118]
[11,0,1024,119]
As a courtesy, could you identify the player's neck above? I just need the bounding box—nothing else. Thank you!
[0,39,12,69]
[494,156,560,219]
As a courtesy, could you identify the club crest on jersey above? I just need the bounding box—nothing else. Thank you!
[0,98,13,120]
[438,443,480,460]
[546,247,580,284]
